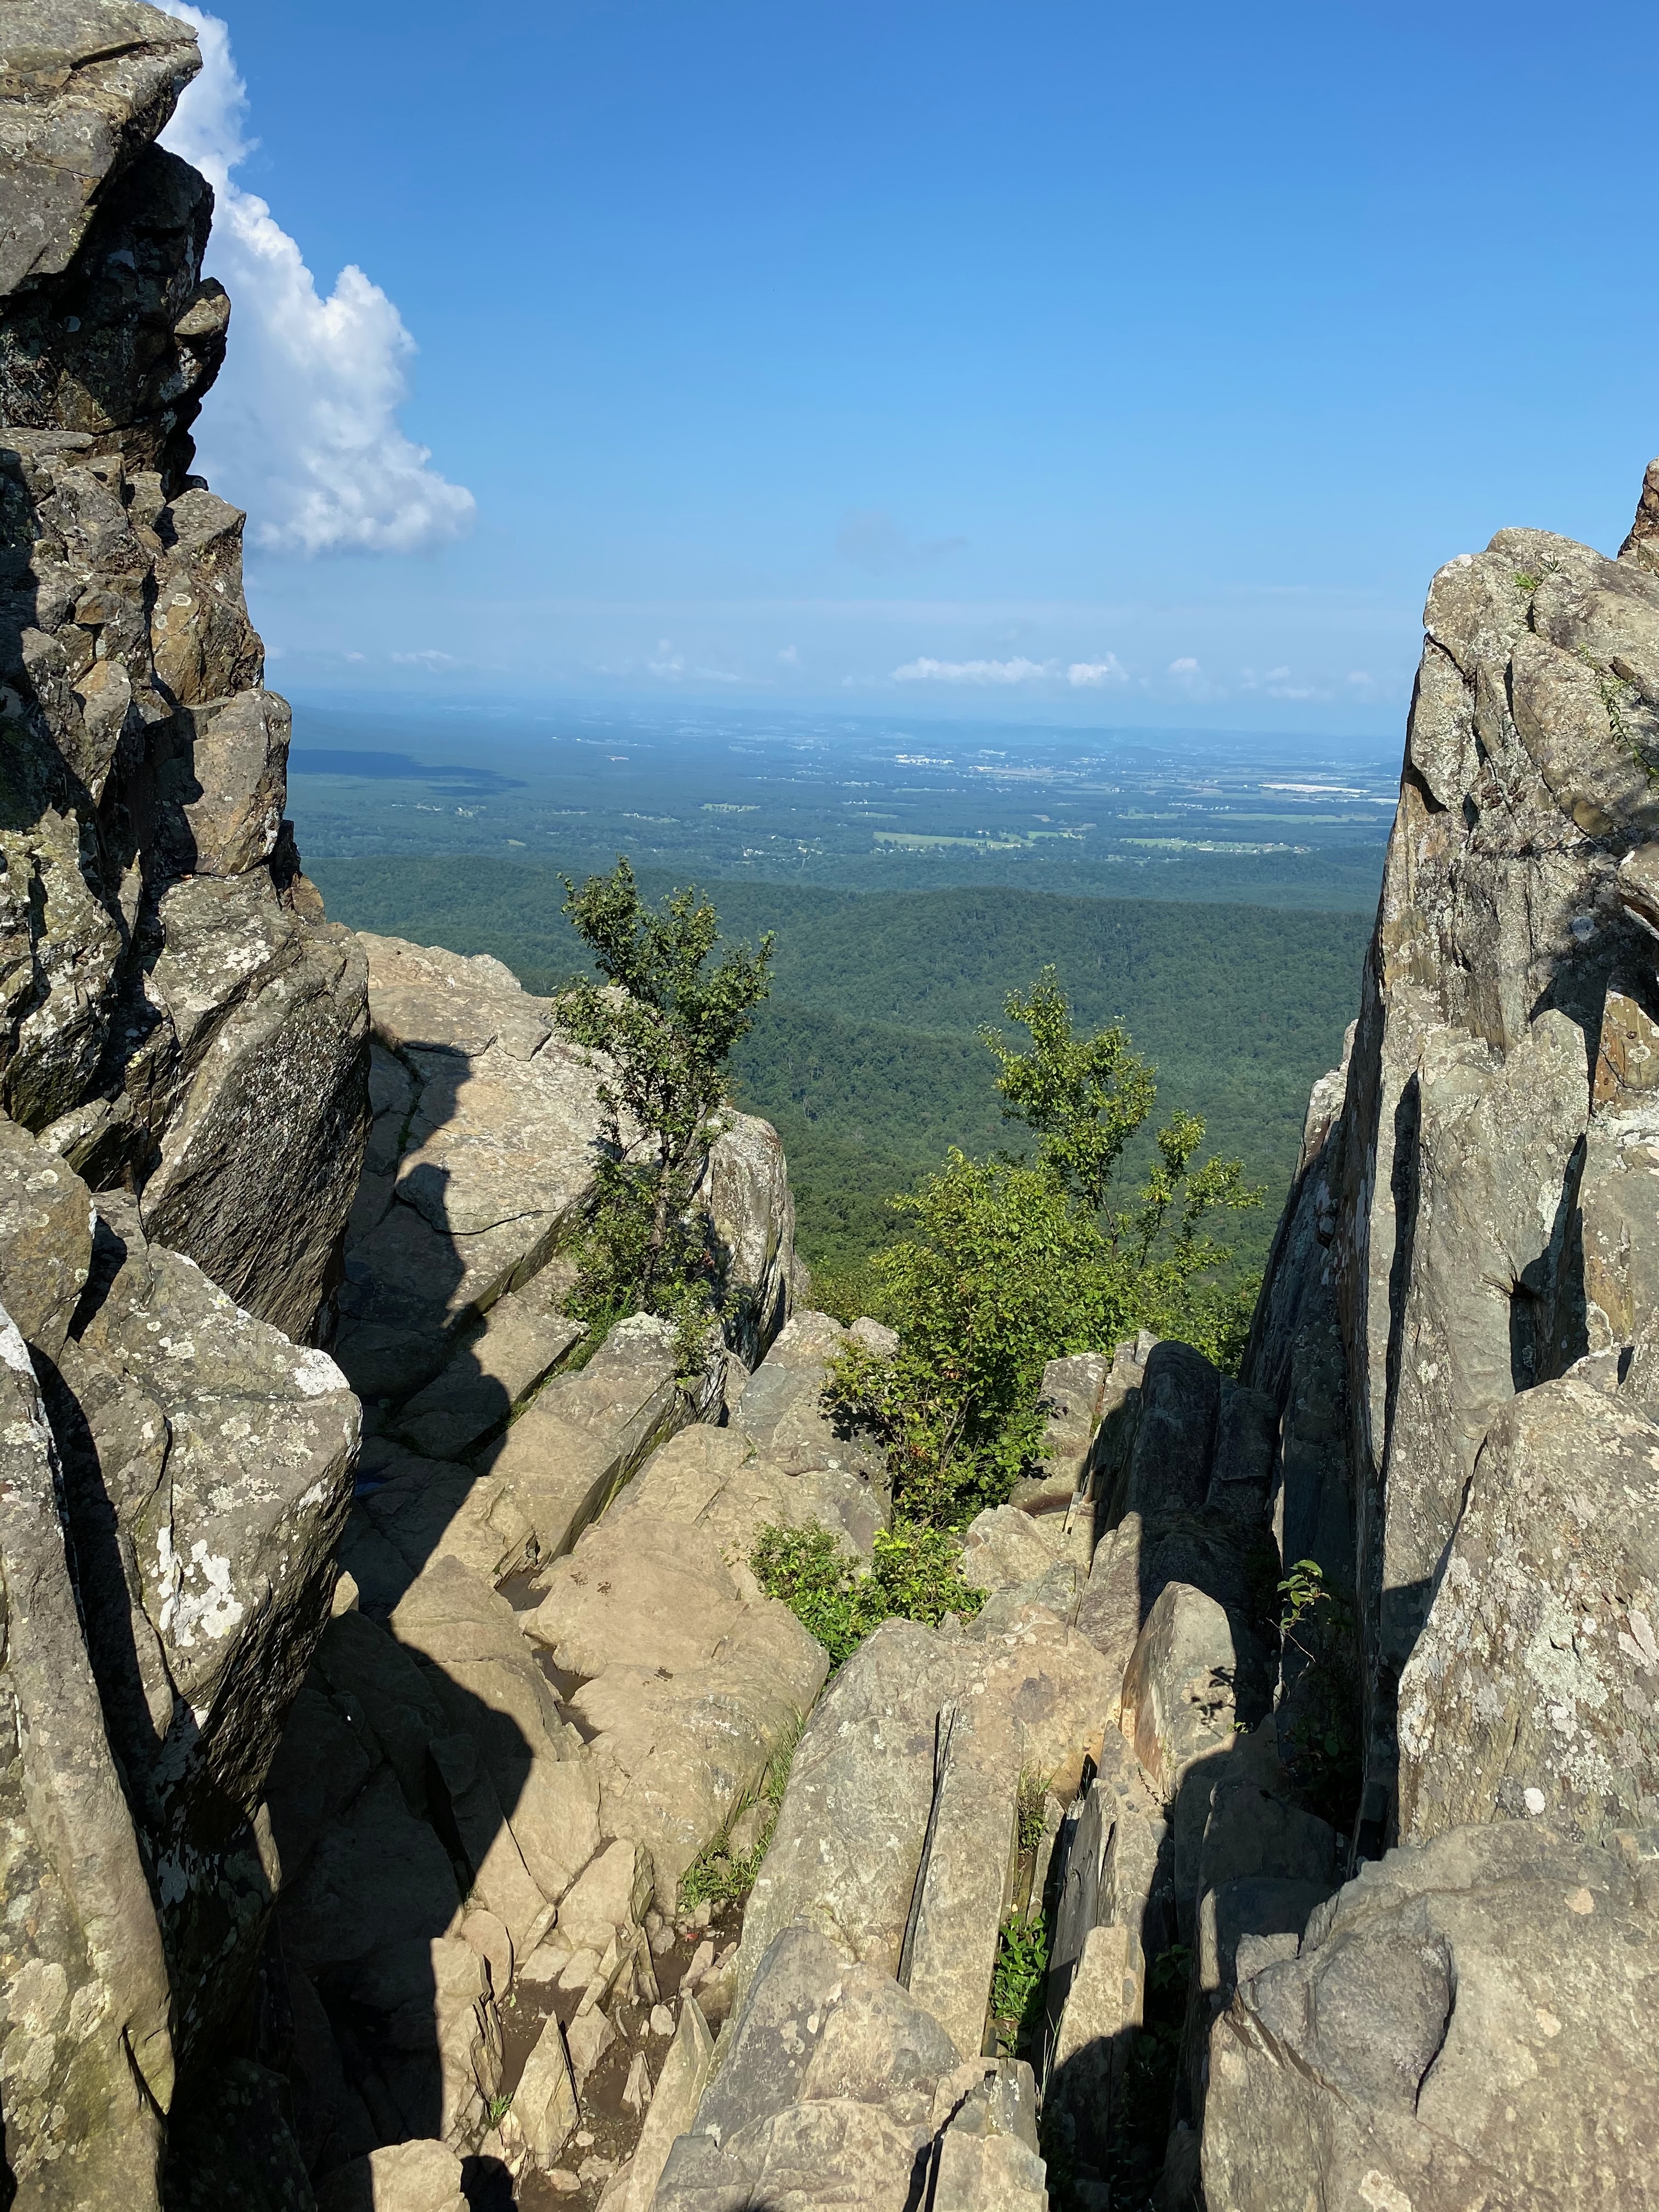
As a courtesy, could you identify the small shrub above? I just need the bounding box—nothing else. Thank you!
[825,967,1262,1527]
[990,1910,1049,2056]
[1016,1770,1048,1858]
[556,859,774,1345]
[751,1517,984,1669]
[679,1712,803,1909]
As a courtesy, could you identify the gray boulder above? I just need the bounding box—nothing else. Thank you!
[1398,1373,1659,1842]
[654,1928,963,2212]
[0,1307,173,2210]
[0,0,200,294]
[1201,1821,1659,2212]
[46,1185,358,2064]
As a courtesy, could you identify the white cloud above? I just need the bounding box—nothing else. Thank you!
[777,644,800,666]
[647,638,686,675]
[1346,669,1373,686]
[390,648,456,669]
[1066,656,1127,687]
[158,7,474,555]
[893,656,1051,685]
[1168,656,1200,678]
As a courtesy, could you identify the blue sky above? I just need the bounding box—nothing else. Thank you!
[163,1,1658,735]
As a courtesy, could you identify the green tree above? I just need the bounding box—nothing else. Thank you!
[830,966,1261,1522]
[557,859,774,1340]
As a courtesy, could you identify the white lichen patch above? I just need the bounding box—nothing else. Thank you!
[167,1540,244,1648]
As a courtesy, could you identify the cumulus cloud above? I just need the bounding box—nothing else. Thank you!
[158,7,474,555]
[1066,656,1127,687]
[893,655,1051,685]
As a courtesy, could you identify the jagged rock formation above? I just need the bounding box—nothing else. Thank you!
[0,2,369,1339]
[625,466,1659,2212]
[251,934,808,2194]
[2,10,1657,2209]
[0,8,373,2205]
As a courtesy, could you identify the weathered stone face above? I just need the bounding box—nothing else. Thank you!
[1201,1822,1659,2212]
[0,1304,173,2211]
[0,16,368,1347]
[1313,504,1659,1820]
[0,2,201,297]
[1397,1373,1659,1843]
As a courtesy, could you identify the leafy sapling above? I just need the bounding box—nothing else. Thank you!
[557,859,774,1347]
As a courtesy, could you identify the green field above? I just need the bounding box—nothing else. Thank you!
[307,856,1372,1280]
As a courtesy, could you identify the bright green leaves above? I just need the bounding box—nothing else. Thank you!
[827,964,1263,1524]
[557,859,774,1342]
[981,964,1156,1214]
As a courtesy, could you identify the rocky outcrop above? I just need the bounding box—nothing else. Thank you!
[0,8,380,2201]
[1203,1821,1658,2211]
[0,3,369,1339]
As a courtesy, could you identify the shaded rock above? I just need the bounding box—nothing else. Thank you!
[1397,1374,1659,1842]
[50,1191,358,2060]
[427,1730,553,1955]
[0,1306,172,2209]
[130,877,370,1342]
[0,0,201,294]
[1120,1340,1221,1522]
[279,1768,461,1978]
[1201,1821,1659,2212]
[395,1283,581,1462]
[343,1933,503,2151]
[333,935,607,1396]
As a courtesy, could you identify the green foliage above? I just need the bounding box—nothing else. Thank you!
[801,1252,896,1330]
[679,1714,803,1910]
[1277,1557,1331,1647]
[982,966,1156,1212]
[309,857,1369,1286]
[1276,1559,1362,1829]
[484,2092,514,2127]
[828,969,1262,1523]
[556,859,774,1337]
[749,1519,985,1668]
[1017,1771,1048,1858]
[1575,644,1652,777]
[990,1910,1051,2056]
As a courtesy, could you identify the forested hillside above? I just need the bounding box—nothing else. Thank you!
[309,856,1370,1277]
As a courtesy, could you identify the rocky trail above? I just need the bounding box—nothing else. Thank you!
[0,8,1656,2209]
